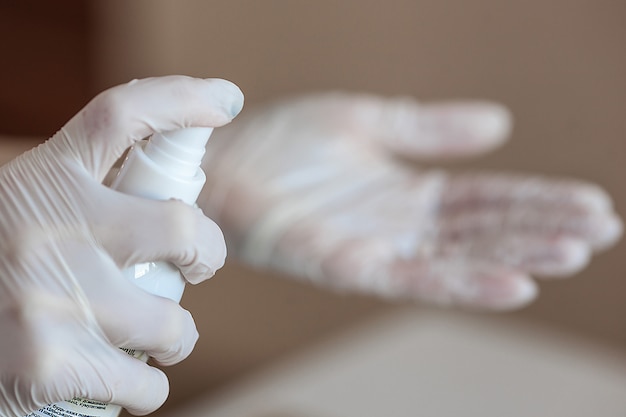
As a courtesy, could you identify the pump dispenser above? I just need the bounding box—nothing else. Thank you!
[111,127,213,302]
[113,127,213,205]
[31,128,214,417]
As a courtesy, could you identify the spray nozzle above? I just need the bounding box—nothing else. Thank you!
[143,127,214,178]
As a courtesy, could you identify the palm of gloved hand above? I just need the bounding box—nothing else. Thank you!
[0,76,243,416]
[200,93,622,310]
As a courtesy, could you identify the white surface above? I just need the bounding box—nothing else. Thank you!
[171,308,626,417]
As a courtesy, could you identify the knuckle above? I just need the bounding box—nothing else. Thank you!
[188,216,227,282]
[84,87,133,136]
[160,200,198,248]
[165,199,195,229]
[169,75,199,97]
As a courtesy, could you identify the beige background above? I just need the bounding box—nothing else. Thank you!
[1,1,625,414]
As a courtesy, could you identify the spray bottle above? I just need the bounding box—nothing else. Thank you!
[28,127,214,417]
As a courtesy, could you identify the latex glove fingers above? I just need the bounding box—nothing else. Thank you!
[92,189,227,285]
[438,174,622,253]
[0,301,170,417]
[431,234,590,277]
[32,323,170,417]
[440,173,623,251]
[387,259,536,310]
[263,222,540,309]
[0,244,169,417]
[93,294,199,368]
[441,173,615,215]
[437,203,622,252]
[307,93,512,159]
[313,238,536,310]
[321,171,617,276]
[0,76,244,415]
[63,244,199,367]
[70,349,169,417]
[53,76,244,181]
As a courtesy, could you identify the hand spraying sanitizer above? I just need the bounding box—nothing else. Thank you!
[28,127,214,417]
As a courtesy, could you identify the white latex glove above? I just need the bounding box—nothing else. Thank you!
[199,93,622,310]
[0,76,244,416]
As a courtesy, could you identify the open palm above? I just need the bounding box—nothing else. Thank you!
[200,93,622,310]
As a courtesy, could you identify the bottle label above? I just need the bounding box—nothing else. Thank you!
[26,401,121,417]
[26,349,147,417]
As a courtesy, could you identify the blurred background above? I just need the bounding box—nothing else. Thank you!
[1,0,625,415]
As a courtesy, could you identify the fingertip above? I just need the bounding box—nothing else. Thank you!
[143,303,199,366]
[183,238,226,285]
[457,269,538,311]
[181,259,221,285]
[573,182,615,213]
[499,275,538,310]
[447,101,513,151]
[594,213,623,251]
[124,368,169,416]
[477,102,512,143]
[547,238,591,277]
[178,211,228,285]
[102,355,169,416]
[406,101,513,159]
[202,78,245,120]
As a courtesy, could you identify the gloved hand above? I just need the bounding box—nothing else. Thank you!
[199,93,622,310]
[0,76,244,416]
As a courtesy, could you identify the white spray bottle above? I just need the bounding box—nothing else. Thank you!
[28,127,214,417]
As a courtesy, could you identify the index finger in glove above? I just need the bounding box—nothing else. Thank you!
[93,189,227,284]
[54,76,244,181]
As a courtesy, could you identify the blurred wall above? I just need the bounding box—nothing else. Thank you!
[0,0,91,135]
[89,1,626,413]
